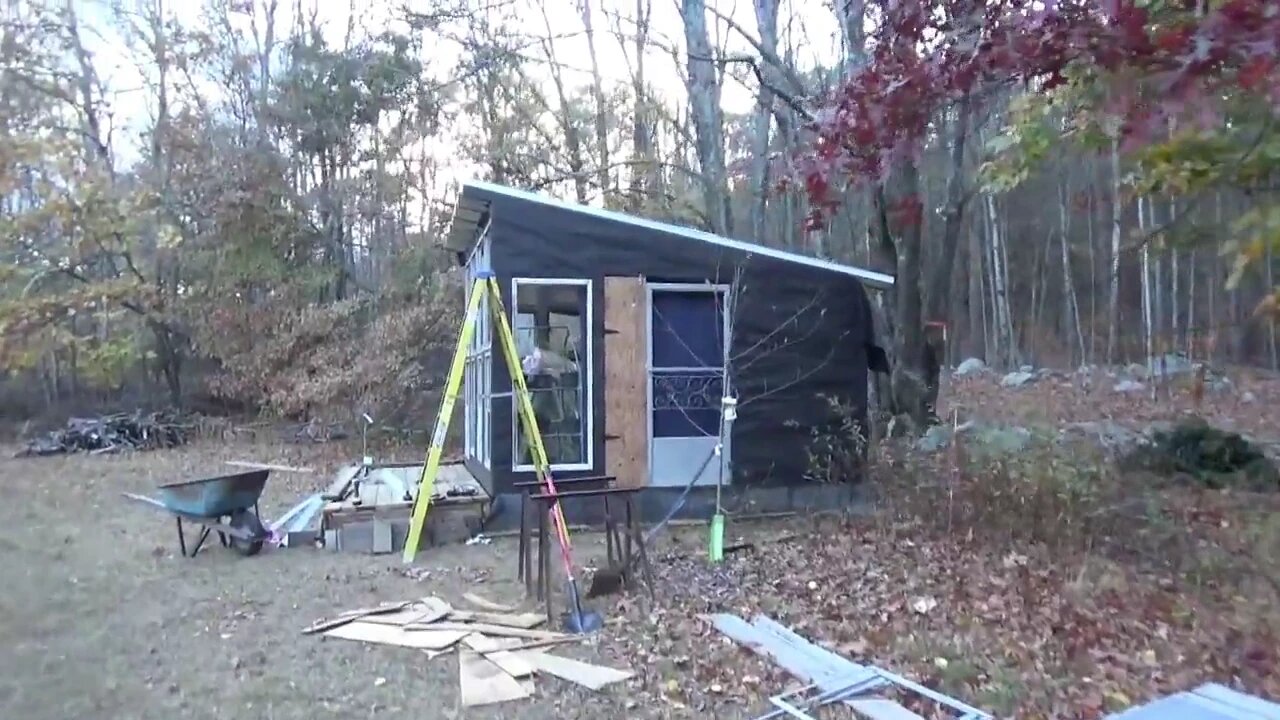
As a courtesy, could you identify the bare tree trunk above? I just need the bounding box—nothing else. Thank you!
[1139,197,1155,377]
[747,0,779,241]
[680,0,732,234]
[1188,248,1197,358]
[835,0,866,68]
[1106,138,1123,363]
[1058,181,1086,365]
[1210,192,1222,364]
[1268,238,1279,371]
[923,94,972,330]
[1152,199,1165,361]
[967,207,985,359]
[538,9,590,203]
[1087,184,1098,363]
[579,0,613,202]
[877,165,934,430]
[625,0,653,212]
[984,194,1014,367]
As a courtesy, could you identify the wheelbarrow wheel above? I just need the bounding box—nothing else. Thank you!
[227,509,266,557]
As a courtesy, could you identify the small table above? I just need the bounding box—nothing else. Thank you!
[524,485,654,622]
[514,475,614,593]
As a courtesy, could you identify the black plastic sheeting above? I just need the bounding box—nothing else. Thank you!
[459,185,886,495]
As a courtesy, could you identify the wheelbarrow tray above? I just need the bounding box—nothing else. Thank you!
[123,469,272,558]
[155,469,269,518]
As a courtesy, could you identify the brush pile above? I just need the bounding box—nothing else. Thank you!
[19,410,189,457]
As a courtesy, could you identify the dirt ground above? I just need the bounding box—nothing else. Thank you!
[0,441,669,720]
[6,372,1280,720]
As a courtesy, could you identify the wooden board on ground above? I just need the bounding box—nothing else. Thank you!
[517,651,633,691]
[324,621,468,651]
[459,650,530,707]
[404,621,565,641]
[463,635,534,678]
[447,609,546,629]
[302,601,411,634]
[226,460,314,473]
[359,607,428,626]
[357,597,451,626]
[603,275,649,489]
[463,592,519,613]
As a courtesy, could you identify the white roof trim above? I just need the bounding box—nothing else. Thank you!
[463,180,895,289]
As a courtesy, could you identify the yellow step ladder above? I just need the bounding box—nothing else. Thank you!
[402,271,600,630]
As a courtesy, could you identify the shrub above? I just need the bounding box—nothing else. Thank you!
[1123,416,1280,491]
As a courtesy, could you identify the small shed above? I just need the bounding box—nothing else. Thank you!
[443,181,893,522]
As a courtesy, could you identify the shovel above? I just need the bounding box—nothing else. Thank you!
[541,474,604,633]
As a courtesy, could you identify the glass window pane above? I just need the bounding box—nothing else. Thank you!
[651,291,724,368]
[513,281,588,467]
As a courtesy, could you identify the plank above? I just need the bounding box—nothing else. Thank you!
[1108,686,1280,720]
[1194,684,1280,719]
[447,609,546,629]
[403,621,566,641]
[463,634,535,678]
[518,651,633,691]
[603,276,649,489]
[360,608,430,626]
[459,649,530,707]
[712,614,829,684]
[359,597,451,625]
[226,460,314,473]
[324,621,468,651]
[324,465,362,499]
[752,614,867,680]
[712,613,884,716]
[1108,693,1242,720]
[463,592,519,613]
[489,636,581,654]
[407,602,452,626]
[847,698,928,720]
[301,601,411,634]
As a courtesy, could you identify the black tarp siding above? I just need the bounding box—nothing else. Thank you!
[464,188,876,495]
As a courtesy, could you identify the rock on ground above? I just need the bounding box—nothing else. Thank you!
[954,358,988,377]
[1001,371,1036,388]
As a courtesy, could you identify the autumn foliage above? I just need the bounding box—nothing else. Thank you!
[797,0,1280,222]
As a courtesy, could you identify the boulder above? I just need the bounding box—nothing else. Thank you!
[1000,371,1036,388]
[1113,379,1145,393]
[953,357,988,377]
[914,420,1031,456]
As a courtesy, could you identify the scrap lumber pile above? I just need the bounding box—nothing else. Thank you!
[305,593,633,707]
[20,411,189,457]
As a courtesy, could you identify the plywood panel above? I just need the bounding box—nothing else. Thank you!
[604,276,649,488]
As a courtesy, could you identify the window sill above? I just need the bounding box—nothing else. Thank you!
[512,463,593,473]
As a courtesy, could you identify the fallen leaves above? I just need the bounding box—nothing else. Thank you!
[601,512,1280,718]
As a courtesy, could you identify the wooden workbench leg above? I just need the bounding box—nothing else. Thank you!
[627,500,655,598]
[518,493,527,584]
[536,508,547,602]
[541,506,553,622]
[603,495,616,568]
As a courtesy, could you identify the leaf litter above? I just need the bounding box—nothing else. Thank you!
[598,370,1280,719]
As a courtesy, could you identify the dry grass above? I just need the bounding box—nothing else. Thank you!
[0,440,644,720]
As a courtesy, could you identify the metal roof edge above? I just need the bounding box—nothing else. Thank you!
[461,180,896,289]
